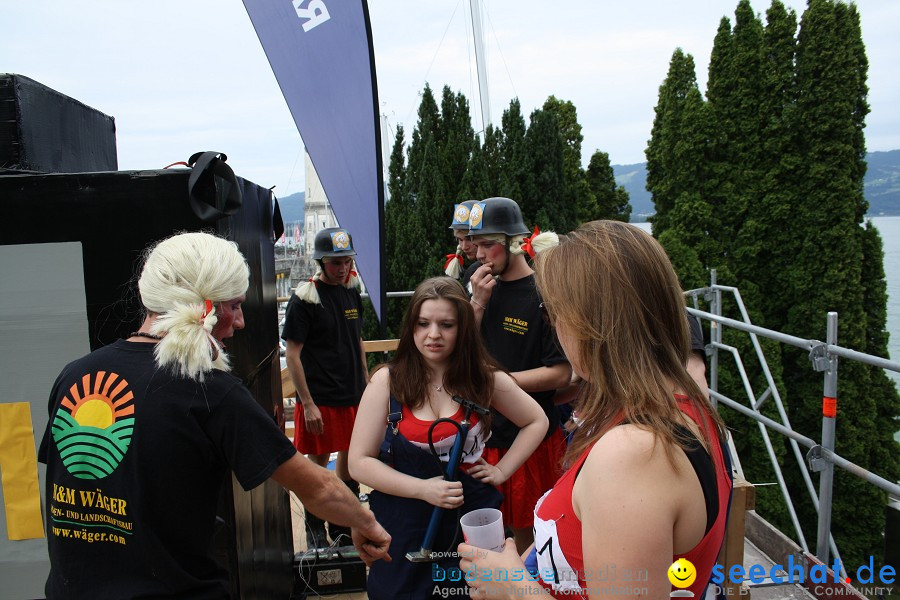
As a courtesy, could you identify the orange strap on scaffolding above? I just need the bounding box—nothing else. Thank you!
[822,396,837,418]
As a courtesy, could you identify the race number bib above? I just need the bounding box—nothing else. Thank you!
[533,491,584,594]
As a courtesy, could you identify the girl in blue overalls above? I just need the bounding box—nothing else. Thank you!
[349,277,548,599]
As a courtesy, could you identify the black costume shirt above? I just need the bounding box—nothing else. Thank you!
[38,340,296,599]
[688,312,705,356]
[480,274,568,448]
[281,282,365,407]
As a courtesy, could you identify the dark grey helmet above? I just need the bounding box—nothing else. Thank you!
[313,227,356,260]
[449,200,479,230]
[467,197,530,237]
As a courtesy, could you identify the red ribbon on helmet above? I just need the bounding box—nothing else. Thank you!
[444,252,464,271]
[521,226,541,259]
[344,270,358,285]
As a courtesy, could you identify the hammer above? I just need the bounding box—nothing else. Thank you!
[406,395,490,562]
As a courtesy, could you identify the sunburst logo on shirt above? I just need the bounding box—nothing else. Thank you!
[51,371,136,480]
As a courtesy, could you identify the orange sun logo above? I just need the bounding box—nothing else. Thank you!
[52,371,136,479]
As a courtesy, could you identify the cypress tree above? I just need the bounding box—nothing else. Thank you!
[719,0,799,541]
[784,0,898,567]
[645,49,716,288]
[585,150,631,223]
[522,107,574,232]
[383,84,478,331]
[480,124,505,194]
[542,96,596,226]
[646,0,900,565]
[498,99,529,203]
[460,136,489,200]
[646,49,703,237]
[736,1,799,328]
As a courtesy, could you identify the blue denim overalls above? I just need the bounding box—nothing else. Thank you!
[366,395,503,600]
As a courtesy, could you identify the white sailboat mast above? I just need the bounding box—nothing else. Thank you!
[469,0,491,132]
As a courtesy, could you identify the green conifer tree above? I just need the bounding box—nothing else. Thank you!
[647,0,899,566]
[521,107,574,232]
[585,151,631,223]
[383,84,478,331]
[542,96,597,226]
[783,0,897,566]
[645,49,716,287]
[498,99,529,203]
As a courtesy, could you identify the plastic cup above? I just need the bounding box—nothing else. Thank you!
[460,508,505,552]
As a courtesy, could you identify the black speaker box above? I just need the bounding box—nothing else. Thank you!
[0,73,117,173]
[292,547,367,599]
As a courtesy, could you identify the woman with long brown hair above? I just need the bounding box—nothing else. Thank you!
[350,276,547,599]
[459,221,732,600]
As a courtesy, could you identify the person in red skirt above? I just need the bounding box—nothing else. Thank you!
[467,197,572,554]
[282,227,369,548]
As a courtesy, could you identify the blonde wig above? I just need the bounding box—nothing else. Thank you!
[294,259,361,305]
[138,231,249,381]
[473,231,560,258]
[444,244,465,278]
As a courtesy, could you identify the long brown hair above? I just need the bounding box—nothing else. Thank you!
[534,220,726,466]
[387,277,500,424]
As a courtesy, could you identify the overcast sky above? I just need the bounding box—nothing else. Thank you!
[3,0,897,198]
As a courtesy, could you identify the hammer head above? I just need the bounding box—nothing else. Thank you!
[406,549,436,563]
[452,395,490,416]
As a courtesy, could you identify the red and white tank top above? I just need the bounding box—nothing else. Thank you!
[397,404,488,466]
[532,398,731,599]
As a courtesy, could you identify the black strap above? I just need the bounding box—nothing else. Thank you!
[241,346,278,390]
[378,394,404,464]
[270,188,285,242]
[187,151,242,222]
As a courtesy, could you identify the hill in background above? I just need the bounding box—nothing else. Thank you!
[275,150,900,224]
[615,149,900,221]
[277,191,305,223]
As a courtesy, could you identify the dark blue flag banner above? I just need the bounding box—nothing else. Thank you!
[243,0,386,324]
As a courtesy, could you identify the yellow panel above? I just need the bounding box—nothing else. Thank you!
[0,403,45,540]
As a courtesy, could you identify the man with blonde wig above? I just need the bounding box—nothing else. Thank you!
[38,231,390,599]
[467,197,572,553]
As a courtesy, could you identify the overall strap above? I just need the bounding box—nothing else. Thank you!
[378,394,404,464]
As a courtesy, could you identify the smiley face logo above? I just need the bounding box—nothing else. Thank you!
[331,230,350,250]
[453,204,471,225]
[469,202,484,229]
[668,558,697,589]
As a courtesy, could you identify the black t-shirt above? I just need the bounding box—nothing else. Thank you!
[688,312,705,356]
[281,282,365,407]
[479,274,568,448]
[38,340,296,600]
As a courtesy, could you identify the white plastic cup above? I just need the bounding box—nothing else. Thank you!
[460,508,505,552]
